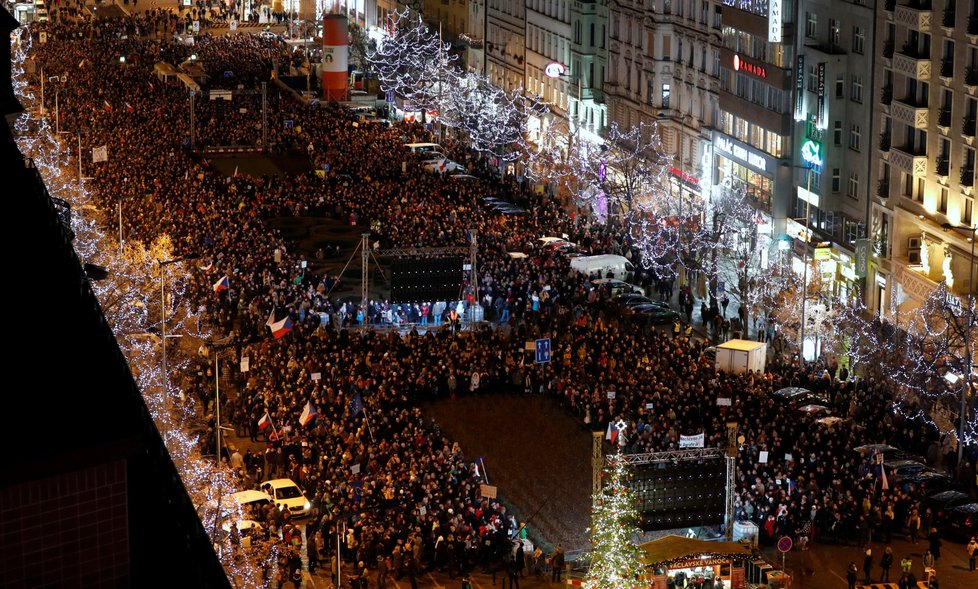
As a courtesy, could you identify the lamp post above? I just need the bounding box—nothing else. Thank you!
[942,221,977,462]
[158,253,199,442]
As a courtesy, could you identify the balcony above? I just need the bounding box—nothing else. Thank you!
[962,166,975,187]
[964,116,977,138]
[893,49,932,80]
[938,107,952,128]
[943,7,956,28]
[940,58,954,77]
[882,85,893,105]
[966,66,978,87]
[892,97,930,128]
[877,179,890,198]
[890,144,929,176]
[883,39,895,58]
[884,0,896,11]
[936,156,950,177]
[895,4,932,32]
[880,131,892,151]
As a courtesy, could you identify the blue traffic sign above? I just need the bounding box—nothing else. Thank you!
[535,338,551,364]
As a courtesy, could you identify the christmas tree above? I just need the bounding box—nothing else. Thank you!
[584,451,646,589]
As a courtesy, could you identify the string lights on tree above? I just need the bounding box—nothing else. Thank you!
[12,29,275,588]
[584,451,646,589]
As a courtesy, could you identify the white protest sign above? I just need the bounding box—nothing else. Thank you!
[240,356,249,372]
[759,451,769,464]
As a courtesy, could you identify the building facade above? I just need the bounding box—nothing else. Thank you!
[787,0,876,302]
[488,0,528,91]
[524,1,609,143]
[606,0,722,219]
[869,0,977,317]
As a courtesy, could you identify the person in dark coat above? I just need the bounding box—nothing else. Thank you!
[928,527,942,560]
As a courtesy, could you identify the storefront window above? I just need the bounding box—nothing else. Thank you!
[718,156,772,211]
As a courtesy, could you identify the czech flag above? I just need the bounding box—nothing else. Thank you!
[299,401,318,427]
[258,412,272,430]
[199,260,213,272]
[605,421,619,444]
[103,100,113,112]
[125,102,135,113]
[269,315,293,339]
[212,275,230,293]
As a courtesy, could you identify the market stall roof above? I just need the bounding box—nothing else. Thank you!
[639,535,753,567]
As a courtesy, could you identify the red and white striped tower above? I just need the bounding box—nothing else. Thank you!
[321,14,348,102]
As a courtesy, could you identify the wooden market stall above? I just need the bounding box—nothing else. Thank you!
[639,535,756,589]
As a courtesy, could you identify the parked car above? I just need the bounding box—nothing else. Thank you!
[943,502,978,541]
[630,303,682,324]
[926,490,976,525]
[853,443,921,464]
[620,296,668,309]
[883,460,936,485]
[592,278,645,296]
[422,158,465,173]
[261,478,312,518]
[900,470,960,495]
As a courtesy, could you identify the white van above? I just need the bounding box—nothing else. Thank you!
[404,142,442,153]
[570,254,635,282]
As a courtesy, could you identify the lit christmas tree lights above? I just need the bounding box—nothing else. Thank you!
[584,452,646,589]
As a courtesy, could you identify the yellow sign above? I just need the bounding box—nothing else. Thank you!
[814,247,832,261]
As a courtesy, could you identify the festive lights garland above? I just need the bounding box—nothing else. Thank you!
[12,27,276,587]
[584,451,646,589]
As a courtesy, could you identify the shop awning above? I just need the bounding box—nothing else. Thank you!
[639,535,754,568]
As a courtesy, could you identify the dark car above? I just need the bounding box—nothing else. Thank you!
[900,470,961,495]
[926,490,976,524]
[622,297,669,310]
[884,460,936,485]
[631,304,682,324]
[788,392,831,409]
[943,502,978,541]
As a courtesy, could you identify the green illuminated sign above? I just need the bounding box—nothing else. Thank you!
[801,139,823,167]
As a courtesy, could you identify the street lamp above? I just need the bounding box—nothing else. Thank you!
[158,252,199,442]
[941,221,977,462]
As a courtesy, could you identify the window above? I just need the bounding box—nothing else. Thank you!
[939,187,949,214]
[836,74,845,99]
[963,196,974,226]
[851,75,863,103]
[712,49,720,77]
[647,78,656,105]
[662,83,671,108]
[848,172,859,199]
[852,26,865,54]
[807,64,818,91]
[829,19,841,46]
[834,120,843,145]
[806,12,817,39]
[663,35,672,60]
[832,168,841,192]
[850,124,861,151]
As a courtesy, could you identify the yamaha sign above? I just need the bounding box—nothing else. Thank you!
[544,62,566,78]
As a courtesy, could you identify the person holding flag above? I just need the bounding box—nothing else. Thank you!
[213,275,229,293]
[299,401,318,427]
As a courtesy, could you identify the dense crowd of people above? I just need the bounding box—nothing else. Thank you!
[23,10,977,588]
